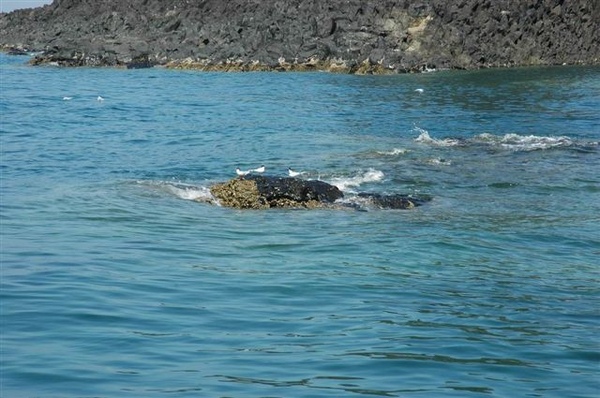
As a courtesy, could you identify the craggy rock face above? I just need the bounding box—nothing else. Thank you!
[247,175,344,205]
[210,178,269,209]
[1,0,598,71]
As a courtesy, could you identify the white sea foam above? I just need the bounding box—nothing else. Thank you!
[425,158,452,166]
[328,168,385,191]
[138,180,217,204]
[413,126,466,147]
[472,133,576,151]
[415,129,577,152]
[336,195,375,210]
[165,183,215,202]
[376,148,410,156]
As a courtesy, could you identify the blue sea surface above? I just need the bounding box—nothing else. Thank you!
[1,53,599,397]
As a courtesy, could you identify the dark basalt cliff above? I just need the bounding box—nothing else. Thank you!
[1,0,598,72]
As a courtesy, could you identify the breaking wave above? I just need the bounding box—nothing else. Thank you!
[414,127,596,152]
[327,168,385,192]
[413,127,467,147]
[164,182,215,202]
[135,180,217,204]
[376,148,411,156]
[473,133,574,151]
[424,158,453,166]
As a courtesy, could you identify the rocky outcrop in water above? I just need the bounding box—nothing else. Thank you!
[210,175,344,209]
[1,0,598,72]
[209,175,430,210]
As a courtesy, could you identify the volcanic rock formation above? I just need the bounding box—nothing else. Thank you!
[1,0,598,72]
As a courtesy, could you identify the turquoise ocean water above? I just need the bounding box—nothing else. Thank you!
[1,53,599,397]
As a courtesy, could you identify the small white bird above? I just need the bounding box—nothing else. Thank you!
[288,167,303,177]
[62,96,73,101]
[414,88,424,93]
[97,96,105,101]
[253,165,265,173]
[236,167,250,177]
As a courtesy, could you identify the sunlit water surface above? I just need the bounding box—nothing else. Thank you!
[2,54,599,397]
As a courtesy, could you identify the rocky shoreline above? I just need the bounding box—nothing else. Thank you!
[1,0,598,73]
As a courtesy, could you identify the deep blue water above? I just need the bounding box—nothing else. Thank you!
[1,53,599,397]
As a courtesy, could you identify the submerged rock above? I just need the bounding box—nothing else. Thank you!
[356,192,433,209]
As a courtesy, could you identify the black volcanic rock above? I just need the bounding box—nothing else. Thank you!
[126,54,154,69]
[247,175,344,204]
[1,0,598,72]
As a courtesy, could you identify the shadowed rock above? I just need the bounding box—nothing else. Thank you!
[5,46,27,55]
[126,54,154,69]
[247,175,344,204]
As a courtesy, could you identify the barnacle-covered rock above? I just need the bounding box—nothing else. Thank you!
[210,175,343,209]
